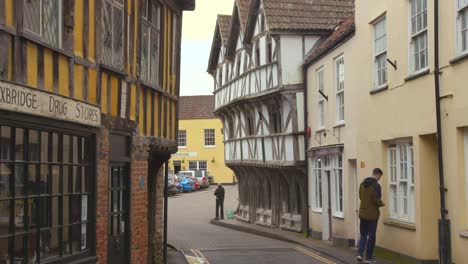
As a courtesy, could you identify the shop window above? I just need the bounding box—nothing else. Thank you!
[332,155,343,217]
[23,0,63,48]
[101,0,125,70]
[140,0,161,86]
[0,124,93,263]
[388,142,415,223]
[204,129,215,147]
[178,130,186,148]
[312,159,323,212]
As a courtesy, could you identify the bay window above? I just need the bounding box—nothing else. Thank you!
[312,159,323,212]
[332,155,343,217]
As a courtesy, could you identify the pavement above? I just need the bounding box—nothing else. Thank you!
[168,185,392,264]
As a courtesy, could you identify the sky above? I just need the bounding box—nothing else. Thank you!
[180,0,234,96]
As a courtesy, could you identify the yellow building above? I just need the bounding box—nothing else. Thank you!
[169,96,235,184]
[305,0,468,263]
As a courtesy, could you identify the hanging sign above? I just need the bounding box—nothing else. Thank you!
[0,80,101,127]
[172,152,197,157]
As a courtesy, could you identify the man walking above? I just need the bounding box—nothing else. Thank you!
[214,184,225,220]
[357,168,385,263]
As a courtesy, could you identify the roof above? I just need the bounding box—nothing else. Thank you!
[263,0,354,31]
[179,96,216,120]
[218,15,232,47]
[236,0,251,31]
[303,16,355,66]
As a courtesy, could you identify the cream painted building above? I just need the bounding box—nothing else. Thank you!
[169,96,235,184]
[305,0,468,263]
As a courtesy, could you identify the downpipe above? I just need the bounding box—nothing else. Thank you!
[302,65,310,237]
[434,0,452,263]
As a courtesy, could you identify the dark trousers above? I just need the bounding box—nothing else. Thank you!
[358,219,378,258]
[216,198,224,219]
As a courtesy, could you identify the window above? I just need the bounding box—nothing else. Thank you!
[268,102,282,134]
[374,17,387,88]
[101,0,125,69]
[236,54,242,77]
[23,0,63,48]
[244,52,249,72]
[266,37,273,64]
[255,41,261,67]
[204,129,215,147]
[218,67,223,87]
[188,161,207,171]
[388,142,415,222]
[410,0,428,73]
[317,68,325,129]
[246,112,256,136]
[464,129,468,225]
[458,0,468,54]
[335,57,345,123]
[312,159,323,212]
[140,0,161,86]
[332,155,343,217]
[0,125,93,262]
[178,130,186,148]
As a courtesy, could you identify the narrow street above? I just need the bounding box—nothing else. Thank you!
[168,186,340,264]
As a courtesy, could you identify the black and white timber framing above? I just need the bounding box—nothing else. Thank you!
[208,0,324,232]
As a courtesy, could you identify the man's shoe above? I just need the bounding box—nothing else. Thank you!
[365,258,378,263]
[356,256,363,262]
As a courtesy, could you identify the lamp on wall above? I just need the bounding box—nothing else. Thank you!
[211,157,215,163]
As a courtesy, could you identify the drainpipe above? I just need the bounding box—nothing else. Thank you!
[163,161,169,263]
[434,0,452,263]
[302,65,310,237]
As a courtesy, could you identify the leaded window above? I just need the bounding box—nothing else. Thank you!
[388,142,415,222]
[101,0,125,70]
[410,0,428,73]
[335,57,345,123]
[140,0,161,87]
[204,129,215,147]
[458,0,468,53]
[23,0,62,48]
[0,124,93,263]
[374,17,387,88]
[177,130,186,148]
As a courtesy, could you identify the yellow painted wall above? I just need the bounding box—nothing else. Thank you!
[169,118,234,184]
[74,0,84,57]
[74,64,84,100]
[26,42,38,88]
[58,55,69,96]
[43,49,53,91]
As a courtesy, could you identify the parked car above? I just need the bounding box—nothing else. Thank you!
[206,171,214,185]
[194,170,209,189]
[167,180,179,195]
[193,178,201,190]
[178,176,195,192]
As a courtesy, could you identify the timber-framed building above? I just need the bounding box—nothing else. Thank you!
[0,1,194,263]
[208,0,354,232]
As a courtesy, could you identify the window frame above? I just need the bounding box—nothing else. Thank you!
[464,128,468,227]
[177,130,186,148]
[334,56,345,124]
[373,16,388,89]
[140,0,162,87]
[188,161,208,171]
[457,0,468,55]
[204,129,216,147]
[100,0,126,70]
[311,159,323,212]
[316,67,325,130]
[409,0,429,74]
[388,141,415,223]
[331,155,344,218]
[23,0,64,49]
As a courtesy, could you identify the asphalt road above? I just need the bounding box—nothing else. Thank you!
[168,185,339,264]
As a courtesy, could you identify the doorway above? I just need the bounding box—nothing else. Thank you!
[108,164,130,264]
[173,161,181,174]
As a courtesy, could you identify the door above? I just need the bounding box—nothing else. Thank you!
[173,161,181,174]
[108,164,130,264]
[322,170,332,241]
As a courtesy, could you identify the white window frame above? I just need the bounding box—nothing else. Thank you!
[464,129,468,226]
[23,0,63,48]
[316,67,325,130]
[388,141,415,223]
[331,155,344,218]
[409,0,429,74]
[177,130,187,148]
[335,56,345,124]
[312,159,323,212]
[457,0,468,55]
[373,17,388,89]
[204,129,216,147]
[188,160,207,171]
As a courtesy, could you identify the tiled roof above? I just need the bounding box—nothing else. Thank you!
[263,0,354,31]
[218,15,232,47]
[179,96,216,120]
[304,16,355,65]
[237,0,251,31]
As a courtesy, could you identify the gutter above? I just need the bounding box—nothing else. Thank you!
[434,0,452,263]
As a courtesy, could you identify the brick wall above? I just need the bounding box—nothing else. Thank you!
[154,166,165,263]
[131,160,149,263]
[96,128,110,264]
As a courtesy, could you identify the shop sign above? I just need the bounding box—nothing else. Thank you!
[172,152,197,157]
[0,80,101,127]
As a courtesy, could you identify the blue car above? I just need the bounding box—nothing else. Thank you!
[179,176,195,192]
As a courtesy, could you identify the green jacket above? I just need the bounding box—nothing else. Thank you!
[359,177,385,221]
[214,186,225,199]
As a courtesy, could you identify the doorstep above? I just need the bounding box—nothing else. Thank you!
[210,218,395,264]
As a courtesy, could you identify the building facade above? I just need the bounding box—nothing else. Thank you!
[168,96,234,184]
[0,0,194,263]
[305,0,468,263]
[208,0,353,232]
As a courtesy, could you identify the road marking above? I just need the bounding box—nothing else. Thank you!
[195,249,211,264]
[294,247,336,264]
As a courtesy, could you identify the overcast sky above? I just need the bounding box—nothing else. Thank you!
[180,0,234,96]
